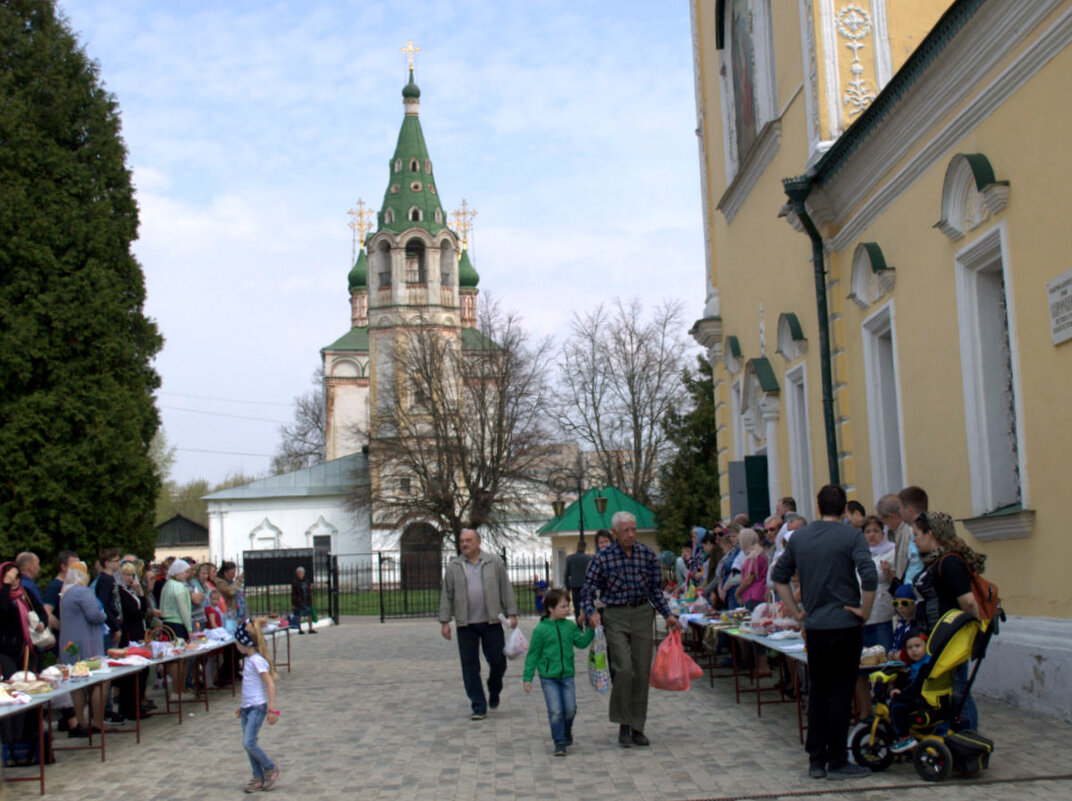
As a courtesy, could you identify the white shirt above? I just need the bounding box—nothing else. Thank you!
[242,653,271,708]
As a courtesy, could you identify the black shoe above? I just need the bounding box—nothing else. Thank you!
[808,762,826,779]
[298,630,305,635]
[470,712,487,721]
[563,736,573,747]
[489,695,500,710]
[308,628,318,633]
[68,725,89,739]
[631,730,650,747]
[827,762,870,780]
[57,718,70,732]
[104,712,125,725]
[142,698,157,709]
[618,724,632,748]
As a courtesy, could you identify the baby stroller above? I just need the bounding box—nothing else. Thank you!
[851,608,1002,781]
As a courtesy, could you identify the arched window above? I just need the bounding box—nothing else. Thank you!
[394,158,402,173]
[434,208,442,223]
[405,239,426,284]
[410,158,420,172]
[384,208,395,224]
[409,207,422,222]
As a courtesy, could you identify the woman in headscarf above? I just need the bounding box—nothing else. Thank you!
[0,561,46,678]
[160,559,194,700]
[59,561,108,736]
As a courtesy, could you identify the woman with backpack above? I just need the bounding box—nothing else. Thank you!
[911,510,986,730]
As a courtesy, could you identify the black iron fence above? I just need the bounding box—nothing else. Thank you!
[237,550,550,624]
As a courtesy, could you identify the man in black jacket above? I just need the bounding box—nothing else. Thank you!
[562,540,592,624]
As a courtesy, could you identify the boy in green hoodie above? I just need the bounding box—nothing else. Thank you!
[523,588,596,756]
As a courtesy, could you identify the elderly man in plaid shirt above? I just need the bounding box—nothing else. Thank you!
[582,510,682,748]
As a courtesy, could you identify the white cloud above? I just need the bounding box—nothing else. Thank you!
[58,0,707,484]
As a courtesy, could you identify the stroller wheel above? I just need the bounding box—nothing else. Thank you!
[913,738,953,782]
[851,722,894,772]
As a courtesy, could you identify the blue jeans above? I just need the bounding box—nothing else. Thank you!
[862,621,893,651]
[539,676,576,747]
[241,704,276,780]
[953,662,979,731]
[456,622,506,715]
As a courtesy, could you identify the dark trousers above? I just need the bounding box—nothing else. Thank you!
[603,604,655,732]
[804,626,862,768]
[456,621,506,715]
[570,588,584,619]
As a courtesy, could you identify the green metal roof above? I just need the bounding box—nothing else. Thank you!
[377,70,448,236]
[348,250,368,290]
[460,327,499,351]
[536,486,656,536]
[322,326,369,353]
[778,312,806,342]
[748,357,780,393]
[458,249,480,288]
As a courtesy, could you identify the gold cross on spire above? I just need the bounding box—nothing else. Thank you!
[401,39,420,71]
[347,199,375,265]
[451,199,477,252]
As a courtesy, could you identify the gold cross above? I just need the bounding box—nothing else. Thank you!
[347,199,375,264]
[401,39,420,70]
[450,199,477,251]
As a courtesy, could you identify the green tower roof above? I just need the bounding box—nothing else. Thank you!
[457,249,480,288]
[348,249,368,290]
[377,68,448,236]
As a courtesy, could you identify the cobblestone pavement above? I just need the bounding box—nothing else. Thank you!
[6,618,1071,801]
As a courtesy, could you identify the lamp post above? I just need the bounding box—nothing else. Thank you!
[548,453,608,549]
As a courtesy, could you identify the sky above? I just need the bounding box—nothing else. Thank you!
[59,0,706,485]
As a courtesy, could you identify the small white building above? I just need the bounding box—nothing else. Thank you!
[204,452,371,568]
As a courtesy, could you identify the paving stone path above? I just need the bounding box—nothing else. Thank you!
[7,617,1071,801]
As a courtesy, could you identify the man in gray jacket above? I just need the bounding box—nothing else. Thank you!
[439,528,518,720]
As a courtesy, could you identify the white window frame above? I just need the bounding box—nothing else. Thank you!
[954,222,1028,514]
[717,0,778,183]
[861,301,907,500]
[731,377,746,457]
[784,363,814,521]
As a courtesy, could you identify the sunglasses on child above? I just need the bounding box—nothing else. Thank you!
[894,599,915,608]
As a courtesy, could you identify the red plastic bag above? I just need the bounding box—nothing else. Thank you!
[649,629,703,691]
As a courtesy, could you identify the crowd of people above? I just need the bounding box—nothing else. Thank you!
[438,483,991,775]
[0,551,250,743]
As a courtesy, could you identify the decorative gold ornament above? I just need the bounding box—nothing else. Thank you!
[401,39,420,70]
[450,199,477,254]
[348,199,375,264]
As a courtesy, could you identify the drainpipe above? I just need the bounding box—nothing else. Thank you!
[782,176,840,487]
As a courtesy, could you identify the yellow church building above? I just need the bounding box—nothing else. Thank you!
[689,0,1072,718]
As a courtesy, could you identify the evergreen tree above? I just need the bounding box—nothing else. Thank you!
[652,357,721,550]
[0,0,164,565]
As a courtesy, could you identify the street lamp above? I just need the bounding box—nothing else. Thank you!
[548,456,594,548]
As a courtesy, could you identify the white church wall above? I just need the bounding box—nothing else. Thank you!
[207,494,371,568]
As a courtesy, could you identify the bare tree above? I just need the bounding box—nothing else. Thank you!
[359,299,554,551]
[554,298,690,506]
[270,367,326,474]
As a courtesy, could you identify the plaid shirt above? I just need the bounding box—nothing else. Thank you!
[580,540,672,619]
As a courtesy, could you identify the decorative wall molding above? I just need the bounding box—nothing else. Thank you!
[717,120,782,223]
[960,507,1035,542]
[822,0,1068,252]
[776,312,808,361]
[837,2,877,117]
[848,242,895,308]
[934,153,1010,240]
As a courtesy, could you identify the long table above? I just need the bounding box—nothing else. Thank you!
[0,635,236,795]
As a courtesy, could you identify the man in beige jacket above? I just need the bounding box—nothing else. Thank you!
[438,529,518,720]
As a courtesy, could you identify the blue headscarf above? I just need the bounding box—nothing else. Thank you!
[235,619,255,647]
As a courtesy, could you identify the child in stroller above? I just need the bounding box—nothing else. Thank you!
[852,609,997,782]
[888,628,929,753]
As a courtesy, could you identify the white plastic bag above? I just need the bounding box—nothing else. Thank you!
[588,625,611,694]
[500,614,528,660]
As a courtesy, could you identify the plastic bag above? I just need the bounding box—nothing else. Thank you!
[588,625,611,694]
[502,618,528,660]
[649,629,703,691]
